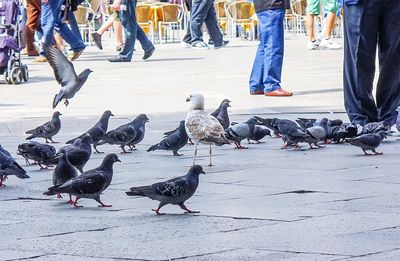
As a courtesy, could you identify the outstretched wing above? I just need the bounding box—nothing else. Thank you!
[46,46,77,87]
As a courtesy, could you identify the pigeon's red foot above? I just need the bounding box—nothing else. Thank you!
[73,197,83,208]
[64,99,69,107]
[67,195,74,204]
[152,208,165,215]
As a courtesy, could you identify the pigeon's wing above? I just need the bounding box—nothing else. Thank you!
[35,144,56,160]
[0,146,12,157]
[152,176,188,198]
[186,112,225,143]
[46,46,77,87]
[87,124,106,138]
[163,127,179,137]
[112,125,136,142]
[231,123,250,138]
[67,172,107,194]
[350,134,380,148]
[0,152,14,170]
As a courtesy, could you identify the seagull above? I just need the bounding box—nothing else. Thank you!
[46,45,93,108]
[185,94,230,166]
[25,111,62,143]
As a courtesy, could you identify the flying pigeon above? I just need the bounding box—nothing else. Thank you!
[45,148,79,203]
[248,125,271,143]
[185,94,230,166]
[66,110,114,153]
[126,114,149,150]
[17,141,56,168]
[44,154,120,207]
[211,99,231,118]
[126,165,205,215]
[97,114,149,153]
[0,145,29,186]
[348,131,387,155]
[225,118,259,149]
[26,111,62,143]
[46,45,93,108]
[213,100,231,129]
[147,120,188,156]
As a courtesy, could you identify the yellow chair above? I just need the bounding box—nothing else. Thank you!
[225,1,255,40]
[136,4,155,42]
[290,0,307,35]
[75,5,94,46]
[157,4,184,44]
[214,0,228,34]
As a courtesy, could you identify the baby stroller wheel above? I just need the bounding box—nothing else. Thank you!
[21,65,29,82]
[10,67,22,84]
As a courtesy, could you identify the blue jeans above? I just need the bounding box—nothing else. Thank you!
[344,0,400,125]
[67,11,83,42]
[190,0,222,45]
[40,0,85,55]
[119,0,154,61]
[249,9,285,93]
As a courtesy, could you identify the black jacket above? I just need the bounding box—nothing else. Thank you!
[253,0,290,13]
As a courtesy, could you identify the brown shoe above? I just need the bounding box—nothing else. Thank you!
[33,56,48,63]
[70,48,84,61]
[28,50,40,56]
[21,48,28,55]
[250,90,264,95]
[265,88,293,97]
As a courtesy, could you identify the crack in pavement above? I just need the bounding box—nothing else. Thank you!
[192,214,293,222]
[219,224,273,233]
[4,253,54,261]
[340,225,400,236]
[170,248,241,260]
[330,247,400,260]
[256,248,353,257]
[331,196,379,202]
[16,226,118,240]
[0,197,52,202]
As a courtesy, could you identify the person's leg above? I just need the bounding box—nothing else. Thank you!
[204,0,223,46]
[98,17,115,35]
[25,0,41,56]
[322,0,338,38]
[190,0,209,43]
[54,6,85,52]
[136,25,154,52]
[249,42,265,94]
[182,0,192,43]
[305,0,320,42]
[67,11,83,42]
[113,20,124,47]
[118,0,137,60]
[261,9,285,93]
[343,0,380,125]
[39,0,55,56]
[376,0,400,126]
[19,6,27,49]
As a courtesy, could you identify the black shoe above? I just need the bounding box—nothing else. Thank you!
[91,32,103,50]
[142,47,155,60]
[208,39,214,46]
[214,40,229,49]
[108,55,130,62]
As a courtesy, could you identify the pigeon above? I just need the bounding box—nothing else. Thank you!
[185,94,230,166]
[348,131,387,155]
[247,125,271,143]
[0,145,29,186]
[296,118,316,130]
[254,117,298,138]
[328,119,343,127]
[313,118,331,143]
[66,110,114,153]
[211,99,231,118]
[214,100,231,129]
[26,111,62,143]
[45,148,79,203]
[17,141,56,168]
[97,114,149,153]
[271,119,308,149]
[44,154,120,207]
[46,45,93,108]
[126,165,205,215]
[147,120,188,156]
[50,134,92,173]
[126,114,149,150]
[396,107,400,132]
[362,122,389,134]
[304,125,327,148]
[225,118,259,149]
[329,125,349,143]
[163,123,194,145]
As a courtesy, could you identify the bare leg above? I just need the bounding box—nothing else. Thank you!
[208,145,213,166]
[306,14,315,42]
[324,12,337,39]
[113,20,124,47]
[97,17,115,35]
[362,149,372,155]
[173,150,182,156]
[192,143,198,166]
[120,145,131,153]
[179,202,200,214]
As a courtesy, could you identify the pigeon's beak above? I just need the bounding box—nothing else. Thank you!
[111,113,115,117]
[116,159,121,163]
[201,170,206,175]
[186,97,191,102]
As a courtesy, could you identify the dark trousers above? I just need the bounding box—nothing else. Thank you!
[344,0,400,126]
[190,0,222,46]
[182,0,192,43]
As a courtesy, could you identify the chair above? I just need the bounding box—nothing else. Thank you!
[75,5,94,46]
[290,0,307,35]
[136,4,155,42]
[214,0,228,35]
[157,4,184,43]
[225,1,255,40]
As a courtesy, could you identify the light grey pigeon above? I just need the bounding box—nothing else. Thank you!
[225,118,259,149]
[17,141,56,168]
[211,99,231,118]
[0,145,29,186]
[185,94,230,166]
[44,154,120,208]
[348,131,387,155]
[214,100,231,129]
[126,114,149,150]
[26,111,62,143]
[66,110,114,153]
[248,124,271,144]
[126,165,205,215]
[147,120,188,156]
[45,148,79,203]
[97,114,149,153]
[46,45,93,108]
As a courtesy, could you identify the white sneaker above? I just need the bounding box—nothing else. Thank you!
[181,41,191,48]
[320,38,342,50]
[191,41,209,49]
[307,40,319,50]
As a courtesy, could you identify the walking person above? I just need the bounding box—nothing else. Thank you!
[343,0,400,126]
[91,11,124,51]
[249,0,292,96]
[108,0,155,62]
[24,0,41,56]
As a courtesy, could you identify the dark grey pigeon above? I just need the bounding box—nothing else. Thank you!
[44,154,120,208]
[46,45,93,108]
[225,118,259,149]
[147,120,188,156]
[126,114,149,150]
[26,111,62,143]
[327,119,343,127]
[215,100,231,129]
[248,125,271,143]
[396,107,400,132]
[17,141,56,168]
[348,131,387,155]
[98,114,148,153]
[163,123,194,145]
[296,118,316,130]
[0,145,29,186]
[362,122,389,134]
[66,110,114,153]
[45,148,79,203]
[277,121,309,149]
[255,117,297,138]
[126,165,205,215]
[211,99,231,118]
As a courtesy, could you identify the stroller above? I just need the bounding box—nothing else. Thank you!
[0,0,28,84]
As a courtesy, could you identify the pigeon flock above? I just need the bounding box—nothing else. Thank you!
[1,93,399,214]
